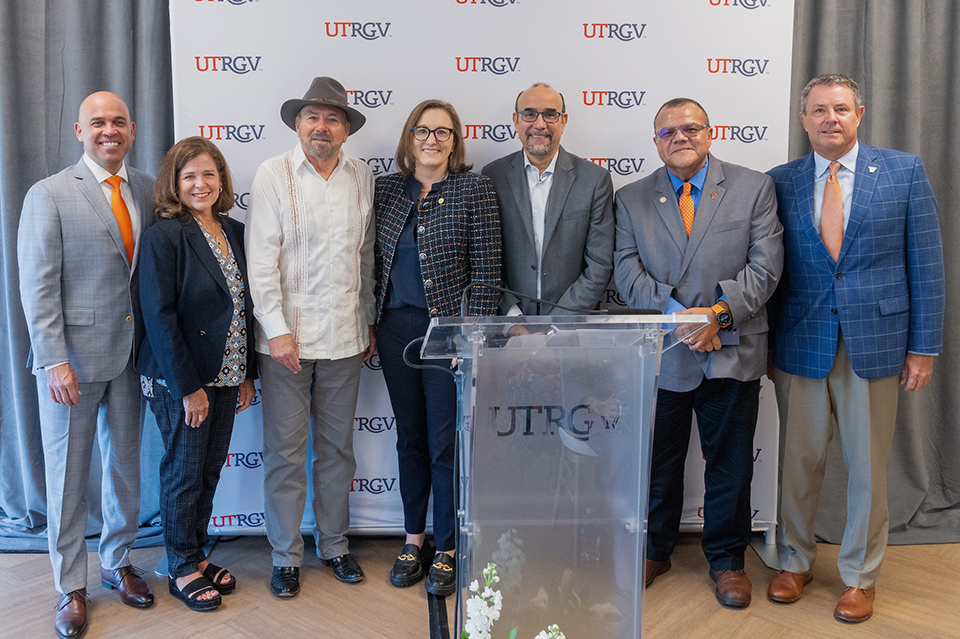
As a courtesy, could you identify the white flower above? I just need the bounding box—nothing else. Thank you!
[469,579,480,593]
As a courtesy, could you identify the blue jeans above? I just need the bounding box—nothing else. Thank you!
[646,377,760,570]
[377,307,457,552]
[148,384,238,578]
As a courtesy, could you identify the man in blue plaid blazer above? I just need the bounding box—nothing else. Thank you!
[766,74,944,624]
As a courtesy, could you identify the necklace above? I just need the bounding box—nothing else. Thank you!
[196,218,224,248]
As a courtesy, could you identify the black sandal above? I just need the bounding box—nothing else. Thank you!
[168,576,222,611]
[202,562,237,595]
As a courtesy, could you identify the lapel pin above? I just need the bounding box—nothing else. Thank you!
[659,196,667,203]
[711,192,717,199]
[868,166,878,173]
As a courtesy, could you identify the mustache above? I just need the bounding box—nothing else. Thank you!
[310,133,333,142]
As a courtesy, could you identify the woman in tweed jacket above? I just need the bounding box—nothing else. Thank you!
[374,99,501,596]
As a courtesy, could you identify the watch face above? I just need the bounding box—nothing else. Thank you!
[717,311,732,328]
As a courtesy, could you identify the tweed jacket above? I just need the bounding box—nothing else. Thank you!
[767,144,944,379]
[374,171,502,320]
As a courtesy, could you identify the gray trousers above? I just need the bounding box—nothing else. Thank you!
[36,359,144,594]
[259,352,362,566]
[774,336,900,588]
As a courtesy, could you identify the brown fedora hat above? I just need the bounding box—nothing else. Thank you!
[280,76,366,133]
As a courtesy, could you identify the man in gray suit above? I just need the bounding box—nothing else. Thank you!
[482,83,614,315]
[614,98,783,609]
[19,91,155,639]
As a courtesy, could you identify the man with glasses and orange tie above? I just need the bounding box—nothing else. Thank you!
[766,74,944,624]
[482,83,614,317]
[613,97,783,609]
[19,91,156,639]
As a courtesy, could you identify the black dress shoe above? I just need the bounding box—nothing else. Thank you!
[425,552,456,597]
[319,553,365,584]
[270,566,300,598]
[390,543,432,588]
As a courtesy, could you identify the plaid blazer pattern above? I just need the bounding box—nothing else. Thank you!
[767,144,944,379]
[374,171,502,319]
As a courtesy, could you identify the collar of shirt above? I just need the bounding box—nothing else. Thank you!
[667,156,709,211]
[83,152,139,239]
[523,151,559,183]
[293,143,347,180]
[812,142,858,232]
[84,152,129,185]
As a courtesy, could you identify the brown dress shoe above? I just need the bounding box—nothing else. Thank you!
[54,588,88,639]
[101,565,155,608]
[767,570,813,603]
[644,558,671,588]
[709,568,752,609]
[834,586,875,623]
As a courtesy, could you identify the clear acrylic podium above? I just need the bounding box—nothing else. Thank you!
[422,314,685,639]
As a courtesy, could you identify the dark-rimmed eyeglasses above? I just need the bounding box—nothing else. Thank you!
[655,123,710,140]
[516,109,564,124]
[411,126,454,142]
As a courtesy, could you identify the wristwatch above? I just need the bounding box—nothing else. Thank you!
[710,303,733,331]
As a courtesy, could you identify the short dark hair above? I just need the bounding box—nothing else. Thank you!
[653,98,710,129]
[395,100,472,175]
[514,83,566,113]
[154,136,235,221]
[800,73,862,113]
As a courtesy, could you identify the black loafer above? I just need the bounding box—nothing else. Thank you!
[425,552,456,597]
[319,553,364,584]
[270,566,300,598]
[390,543,432,588]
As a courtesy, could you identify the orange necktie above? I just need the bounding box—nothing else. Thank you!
[679,182,695,237]
[821,161,843,261]
[105,175,135,264]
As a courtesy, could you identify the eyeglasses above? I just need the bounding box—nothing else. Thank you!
[516,109,564,124]
[655,123,710,140]
[411,126,454,142]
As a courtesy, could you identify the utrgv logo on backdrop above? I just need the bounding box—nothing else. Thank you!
[707,58,770,76]
[712,124,769,143]
[360,157,396,176]
[223,451,264,469]
[354,416,396,433]
[363,353,383,371]
[709,0,769,8]
[351,477,398,494]
[456,0,517,5]
[194,56,262,74]
[233,191,251,210]
[346,90,393,108]
[463,124,518,142]
[325,22,391,39]
[455,57,521,74]
[587,157,645,176]
[582,90,646,108]
[582,23,646,40]
[210,512,265,528]
[198,124,265,143]
[195,0,258,4]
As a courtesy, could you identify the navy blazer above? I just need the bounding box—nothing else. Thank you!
[768,144,944,379]
[137,216,257,399]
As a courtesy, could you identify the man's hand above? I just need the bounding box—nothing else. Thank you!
[236,379,256,414]
[674,307,721,352]
[269,333,301,373]
[900,353,933,392]
[182,388,209,428]
[46,363,81,406]
[362,325,377,361]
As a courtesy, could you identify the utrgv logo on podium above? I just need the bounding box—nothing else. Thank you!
[709,0,770,8]
[490,404,624,441]
[456,0,517,5]
[325,22,391,39]
[198,124,265,143]
[707,58,770,76]
[582,23,646,40]
[711,124,769,143]
[455,57,521,74]
[587,157,645,176]
[463,124,518,142]
[194,55,262,74]
[582,90,646,108]
[195,0,258,4]
[345,90,393,108]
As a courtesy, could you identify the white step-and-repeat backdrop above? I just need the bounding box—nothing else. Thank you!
[168,0,794,537]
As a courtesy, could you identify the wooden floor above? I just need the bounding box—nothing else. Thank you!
[1,534,957,638]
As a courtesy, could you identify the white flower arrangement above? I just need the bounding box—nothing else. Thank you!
[461,563,565,639]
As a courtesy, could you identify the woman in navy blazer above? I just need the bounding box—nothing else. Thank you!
[138,137,256,612]
[374,99,501,596]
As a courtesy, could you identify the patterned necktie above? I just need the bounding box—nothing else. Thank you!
[105,175,134,264]
[821,161,843,261]
[679,181,695,237]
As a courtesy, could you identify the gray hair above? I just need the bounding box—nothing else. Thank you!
[800,73,862,113]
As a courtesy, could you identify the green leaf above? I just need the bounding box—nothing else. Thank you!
[460,632,470,639]
[505,628,518,639]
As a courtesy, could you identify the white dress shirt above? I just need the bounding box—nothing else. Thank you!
[245,144,375,360]
[83,153,141,241]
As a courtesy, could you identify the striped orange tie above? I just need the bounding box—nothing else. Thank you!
[679,181,695,237]
[105,175,134,264]
[821,161,843,261]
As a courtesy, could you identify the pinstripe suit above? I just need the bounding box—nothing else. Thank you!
[768,144,944,587]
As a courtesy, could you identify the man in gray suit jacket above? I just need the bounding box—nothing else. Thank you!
[482,83,613,315]
[18,91,155,639]
[614,98,783,609]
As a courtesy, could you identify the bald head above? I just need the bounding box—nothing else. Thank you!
[75,91,135,173]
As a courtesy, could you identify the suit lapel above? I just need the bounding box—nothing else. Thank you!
[542,147,574,251]
[791,153,824,254]
[185,220,230,294]
[680,157,725,276]
[842,145,880,261]
[505,151,536,247]
[74,158,131,267]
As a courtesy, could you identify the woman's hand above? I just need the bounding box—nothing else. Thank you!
[236,379,256,414]
[182,388,209,428]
